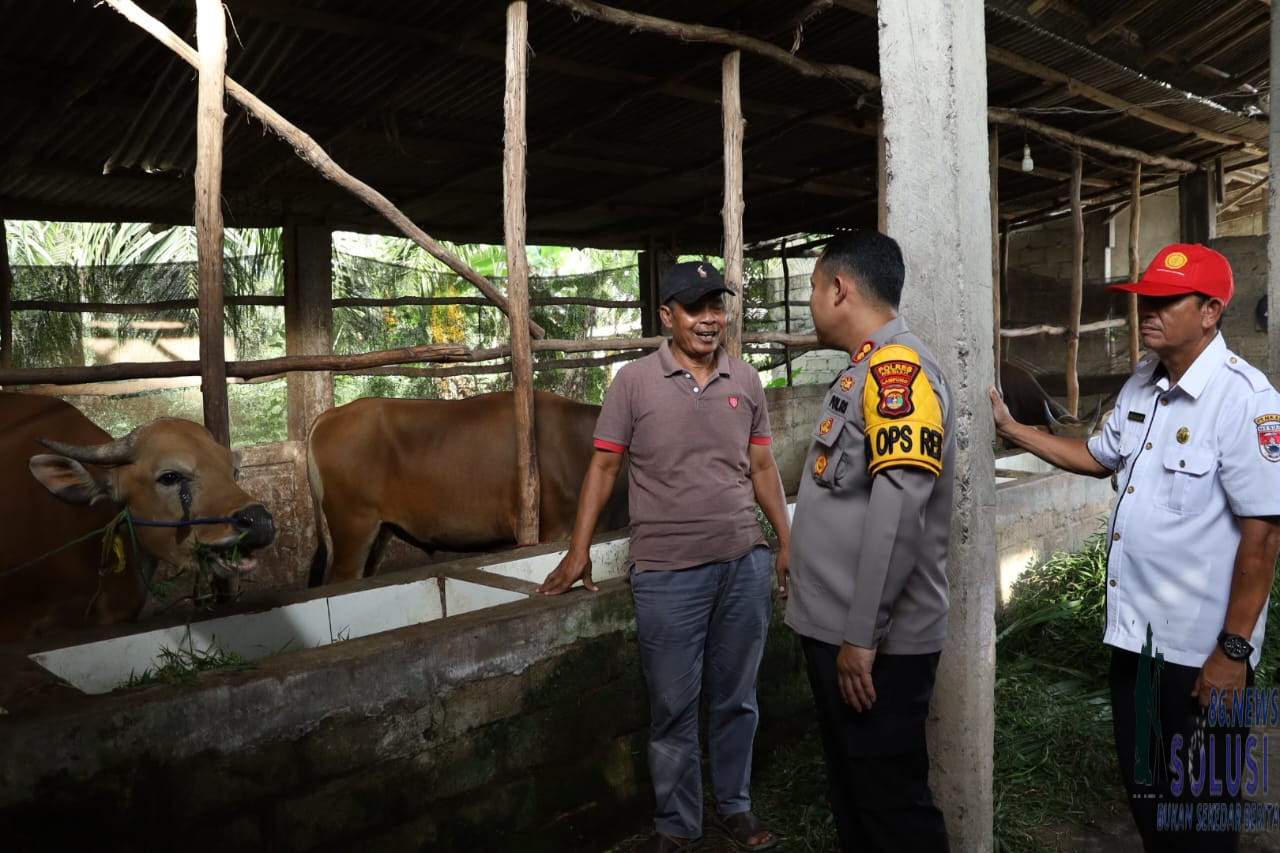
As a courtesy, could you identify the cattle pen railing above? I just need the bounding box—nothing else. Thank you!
[0,330,823,389]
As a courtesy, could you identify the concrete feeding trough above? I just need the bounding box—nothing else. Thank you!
[29,576,526,695]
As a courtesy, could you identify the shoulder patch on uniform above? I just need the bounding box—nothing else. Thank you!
[863,344,944,476]
[1226,354,1273,394]
[1256,414,1280,462]
[839,374,855,393]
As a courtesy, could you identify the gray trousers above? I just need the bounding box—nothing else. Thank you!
[630,545,773,838]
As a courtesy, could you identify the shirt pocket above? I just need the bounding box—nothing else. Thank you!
[1157,446,1216,515]
[811,414,852,490]
[1117,419,1147,466]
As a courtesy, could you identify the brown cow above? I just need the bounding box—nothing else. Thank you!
[0,393,275,643]
[307,391,629,586]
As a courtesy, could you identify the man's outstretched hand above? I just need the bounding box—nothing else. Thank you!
[536,548,597,594]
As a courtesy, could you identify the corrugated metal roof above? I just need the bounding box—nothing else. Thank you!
[0,0,1267,248]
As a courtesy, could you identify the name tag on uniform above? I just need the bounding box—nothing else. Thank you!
[1127,411,1146,423]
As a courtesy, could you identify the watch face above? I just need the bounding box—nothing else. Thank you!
[1223,635,1252,660]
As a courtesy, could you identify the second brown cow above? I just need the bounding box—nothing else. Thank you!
[306,391,629,586]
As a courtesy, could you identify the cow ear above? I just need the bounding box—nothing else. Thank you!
[29,454,114,506]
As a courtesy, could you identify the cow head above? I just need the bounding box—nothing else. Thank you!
[27,418,274,577]
[1041,398,1105,438]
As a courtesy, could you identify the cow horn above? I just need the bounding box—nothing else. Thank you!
[1042,400,1066,430]
[1086,398,1104,433]
[37,432,136,466]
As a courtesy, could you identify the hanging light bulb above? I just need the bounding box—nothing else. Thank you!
[1021,144,1035,172]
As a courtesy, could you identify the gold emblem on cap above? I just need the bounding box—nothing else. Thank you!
[1164,251,1189,270]
[696,264,708,279]
[1176,426,1190,444]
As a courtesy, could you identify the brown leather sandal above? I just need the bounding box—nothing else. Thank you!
[711,810,780,851]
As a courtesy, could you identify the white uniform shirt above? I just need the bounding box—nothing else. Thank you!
[1087,333,1280,668]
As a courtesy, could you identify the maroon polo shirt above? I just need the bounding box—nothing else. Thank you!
[593,341,772,572]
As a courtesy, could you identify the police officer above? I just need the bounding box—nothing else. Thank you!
[787,231,953,852]
[991,243,1280,852]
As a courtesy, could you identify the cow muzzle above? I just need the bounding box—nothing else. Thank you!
[231,504,275,550]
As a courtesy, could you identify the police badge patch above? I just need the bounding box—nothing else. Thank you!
[870,360,920,418]
[1256,414,1280,462]
[840,375,855,393]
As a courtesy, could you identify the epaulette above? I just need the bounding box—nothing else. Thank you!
[1225,352,1273,394]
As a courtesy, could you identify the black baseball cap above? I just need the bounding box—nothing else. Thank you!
[660,261,735,305]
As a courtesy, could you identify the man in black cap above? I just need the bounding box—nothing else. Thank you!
[539,261,791,852]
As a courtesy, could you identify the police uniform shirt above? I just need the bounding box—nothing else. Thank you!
[786,316,955,654]
[1087,333,1280,668]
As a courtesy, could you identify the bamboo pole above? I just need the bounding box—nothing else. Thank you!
[990,127,1001,388]
[505,0,539,546]
[781,240,793,386]
[987,108,1198,173]
[1067,148,1084,416]
[8,295,640,313]
[195,0,229,446]
[540,0,880,89]
[0,332,826,387]
[1128,162,1142,370]
[1000,317,1129,338]
[99,0,544,340]
[0,218,12,371]
[722,50,746,360]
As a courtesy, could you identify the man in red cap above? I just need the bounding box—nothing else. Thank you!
[991,243,1280,852]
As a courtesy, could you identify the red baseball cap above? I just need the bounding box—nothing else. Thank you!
[1108,243,1234,306]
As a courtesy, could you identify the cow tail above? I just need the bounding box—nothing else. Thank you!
[305,420,333,588]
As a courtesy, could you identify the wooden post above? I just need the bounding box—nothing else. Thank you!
[0,219,12,370]
[195,0,229,446]
[781,240,793,386]
[1128,162,1142,370]
[283,223,334,441]
[1067,148,1084,417]
[722,50,745,360]
[504,0,539,546]
[990,126,1001,387]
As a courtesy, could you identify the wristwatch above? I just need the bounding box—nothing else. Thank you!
[1218,632,1254,662]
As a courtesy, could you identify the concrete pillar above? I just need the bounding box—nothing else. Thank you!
[877,1,997,849]
[1179,168,1216,244]
[1269,8,1280,378]
[283,223,334,441]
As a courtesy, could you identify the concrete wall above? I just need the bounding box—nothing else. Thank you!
[1209,234,1271,372]
[995,452,1115,605]
[0,542,811,852]
[1002,188,1273,383]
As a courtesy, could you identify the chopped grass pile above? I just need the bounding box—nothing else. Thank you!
[121,634,254,690]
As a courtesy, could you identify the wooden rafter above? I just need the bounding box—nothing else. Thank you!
[99,0,545,339]
[1085,0,1159,44]
[986,46,1266,154]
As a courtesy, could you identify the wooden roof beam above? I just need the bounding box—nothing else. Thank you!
[1142,0,1255,65]
[988,108,1197,172]
[1086,0,1159,44]
[538,0,881,90]
[986,46,1266,155]
[997,158,1112,188]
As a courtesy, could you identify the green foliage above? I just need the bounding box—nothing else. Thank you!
[993,530,1280,851]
